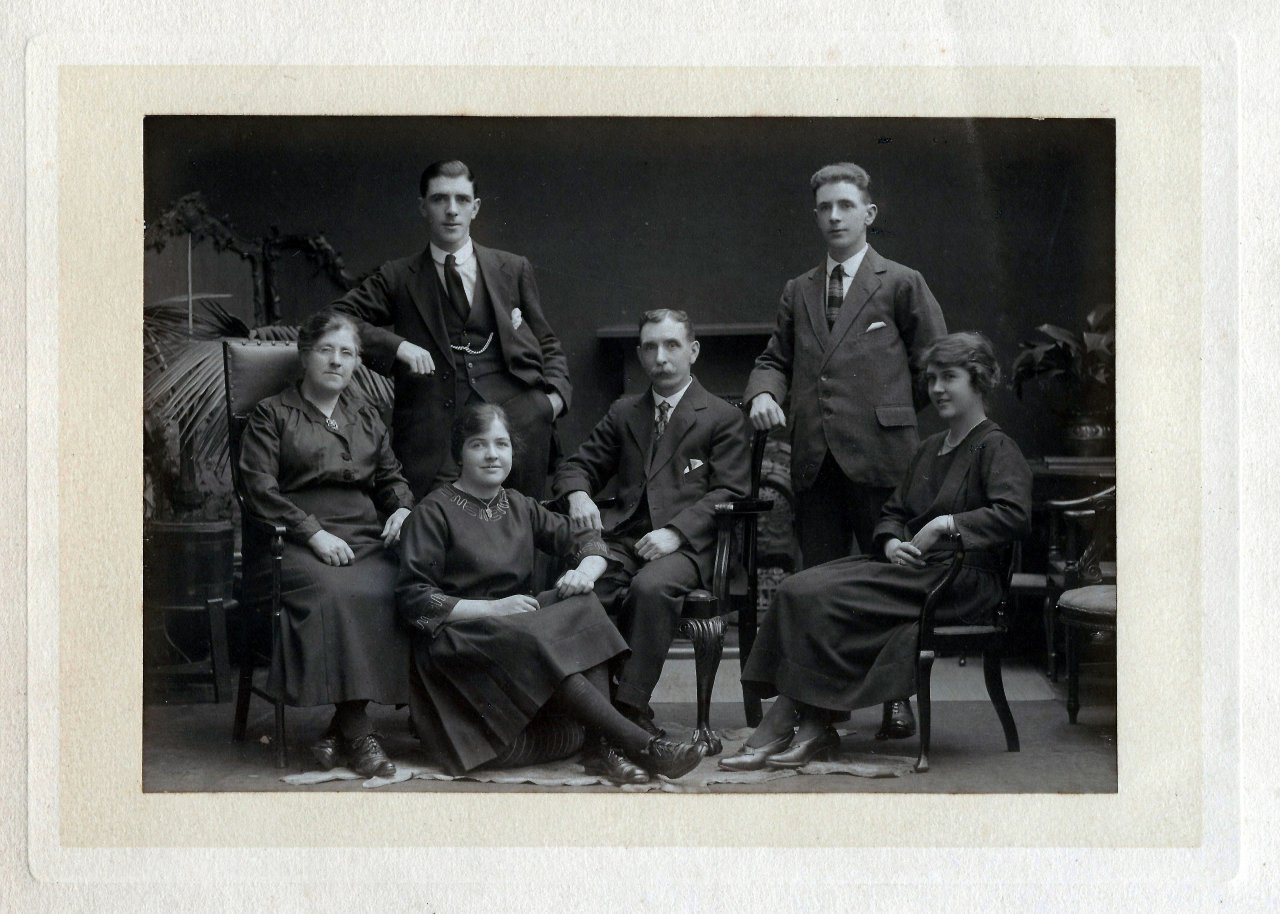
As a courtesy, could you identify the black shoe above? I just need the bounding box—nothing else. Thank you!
[875,699,917,740]
[621,706,666,739]
[347,732,396,779]
[718,730,794,772]
[628,737,705,780]
[312,735,344,771]
[764,727,840,769]
[582,742,651,785]
[311,722,344,770]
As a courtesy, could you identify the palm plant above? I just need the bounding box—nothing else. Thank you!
[143,192,385,521]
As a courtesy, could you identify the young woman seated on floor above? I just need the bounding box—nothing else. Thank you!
[395,402,706,786]
[721,331,1033,771]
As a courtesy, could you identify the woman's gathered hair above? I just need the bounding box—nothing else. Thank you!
[919,331,1002,398]
[450,402,520,462]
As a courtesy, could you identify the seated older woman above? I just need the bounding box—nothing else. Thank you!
[722,331,1033,770]
[238,308,413,778]
[396,402,706,785]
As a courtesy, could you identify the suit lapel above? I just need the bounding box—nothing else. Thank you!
[823,245,883,361]
[625,394,654,467]
[801,265,831,349]
[475,244,518,352]
[647,380,702,479]
[405,250,452,357]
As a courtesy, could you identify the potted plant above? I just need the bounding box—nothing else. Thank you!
[142,194,389,682]
[1010,305,1115,456]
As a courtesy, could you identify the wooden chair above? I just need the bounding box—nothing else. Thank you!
[1054,486,1117,723]
[914,539,1021,773]
[1040,490,1119,680]
[223,339,299,768]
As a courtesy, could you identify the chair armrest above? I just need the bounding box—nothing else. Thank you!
[1044,485,1116,511]
[917,542,967,648]
[239,513,286,619]
[712,497,774,516]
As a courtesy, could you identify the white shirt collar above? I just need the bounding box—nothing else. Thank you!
[652,376,695,412]
[430,238,474,266]
[826,244,868,279]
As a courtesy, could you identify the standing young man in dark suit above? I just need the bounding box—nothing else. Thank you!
[744,162,947,738]
[334,160,571,499]
[552,310,750,747]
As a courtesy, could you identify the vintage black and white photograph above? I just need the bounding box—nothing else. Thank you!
[140,114,1117,794]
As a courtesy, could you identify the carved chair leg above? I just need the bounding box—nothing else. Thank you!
[678,616,725,756]
[983,647,1020,752]
[915,649,936,773]
[1066,622,1081,724]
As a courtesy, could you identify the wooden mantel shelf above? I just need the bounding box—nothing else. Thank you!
[597,321,774,340]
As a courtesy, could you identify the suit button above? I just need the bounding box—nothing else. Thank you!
[445,399,454,408]
[467,362,475,369]
[821,375,828,382]
[341,454,351,461]
[342,469,354,481]
[442,371,451,380]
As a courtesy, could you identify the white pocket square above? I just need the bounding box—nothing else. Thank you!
[510,308,523,330]
[866,321,887,332]
[684,458,705,474]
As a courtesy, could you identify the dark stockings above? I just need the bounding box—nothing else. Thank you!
[548,663,651,756]
[333,700,372,741]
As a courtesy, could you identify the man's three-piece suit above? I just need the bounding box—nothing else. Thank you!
[334,243,572,499]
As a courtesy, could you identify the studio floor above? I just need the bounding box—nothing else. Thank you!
[143,652,1117,794]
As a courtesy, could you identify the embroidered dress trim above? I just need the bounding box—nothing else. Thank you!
[447,485,510,522]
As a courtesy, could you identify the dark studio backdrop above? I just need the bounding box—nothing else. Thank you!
[144,116,1115,458]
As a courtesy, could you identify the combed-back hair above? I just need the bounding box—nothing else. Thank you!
[297,308,362,356]
[809,162,873,201]
[419,160,477,197]
[637,308,696,342]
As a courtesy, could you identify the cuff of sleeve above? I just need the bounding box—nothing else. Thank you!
[292,515,322,543]
[572,537,610,563]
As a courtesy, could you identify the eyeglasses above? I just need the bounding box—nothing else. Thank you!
[310,345,358,359]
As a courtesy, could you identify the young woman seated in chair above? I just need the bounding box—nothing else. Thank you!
[722,332,1033,771]
[237,309,414,778]
[396,403,706,785]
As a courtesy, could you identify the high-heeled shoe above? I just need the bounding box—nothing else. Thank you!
[717,731,795,772]
[765,727,840,769]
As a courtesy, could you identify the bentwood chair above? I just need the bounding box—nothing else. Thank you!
[1041,489,1119,680]
[223,339,300,768]
[1054,486,1117,723]
[914,539,1022,773]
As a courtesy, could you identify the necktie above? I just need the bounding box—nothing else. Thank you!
[826,263,845,328]
[444,253,470,319]
[654,400,671,442]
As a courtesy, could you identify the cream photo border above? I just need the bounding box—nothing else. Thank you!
[22,59,1236,895]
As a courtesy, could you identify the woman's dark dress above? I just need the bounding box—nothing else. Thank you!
[238,384,414,708]
[741,419,1032,712]
[397,485,629,775]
